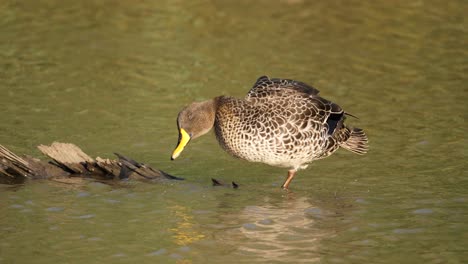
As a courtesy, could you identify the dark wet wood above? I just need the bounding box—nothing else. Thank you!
[0,142,182,185]
[211,178,239,189]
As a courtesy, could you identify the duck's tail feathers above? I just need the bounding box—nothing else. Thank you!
[340,128,368,155]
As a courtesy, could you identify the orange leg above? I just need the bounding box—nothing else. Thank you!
[281,169,297,189]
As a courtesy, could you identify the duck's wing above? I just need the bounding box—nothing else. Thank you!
[246,76,320,100]
[246,76,345,135]
[316,96,345,135]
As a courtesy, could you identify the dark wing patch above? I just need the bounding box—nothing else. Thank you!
[325,100,345,135]
[246,76,320,99]
[311,97,345,135]
[326,112,344,135]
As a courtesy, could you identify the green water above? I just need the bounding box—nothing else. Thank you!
[1,0,467,263]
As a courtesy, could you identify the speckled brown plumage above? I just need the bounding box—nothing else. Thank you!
[214,76,367,167]
[172,76,368,189]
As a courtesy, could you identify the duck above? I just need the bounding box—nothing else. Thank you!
[171,76,368,189]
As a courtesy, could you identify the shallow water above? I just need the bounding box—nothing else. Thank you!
[1,1,467,263]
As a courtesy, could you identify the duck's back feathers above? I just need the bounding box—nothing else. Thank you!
[246,76,320,100]
[246,76,343,133]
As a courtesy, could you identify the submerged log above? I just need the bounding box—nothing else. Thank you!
[211,178,239,189]
[0,142,183,185]
[38,142,94,174]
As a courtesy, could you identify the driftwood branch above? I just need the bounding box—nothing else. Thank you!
[38,142,94,174]
[0,145,35,181]
[0,142,183,185]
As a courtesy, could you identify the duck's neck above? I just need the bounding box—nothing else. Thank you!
[201,98,217,123]
[190,98,219,139]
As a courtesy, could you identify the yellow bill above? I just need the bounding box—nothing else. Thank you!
[171,128,191,160]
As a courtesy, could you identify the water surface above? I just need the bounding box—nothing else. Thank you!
[1,1,466,263]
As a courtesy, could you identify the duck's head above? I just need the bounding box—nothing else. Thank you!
[171,100,216,160]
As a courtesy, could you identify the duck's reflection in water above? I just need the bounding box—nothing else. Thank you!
[218,194,332,262]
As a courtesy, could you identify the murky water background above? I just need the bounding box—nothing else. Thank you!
[1,0,466,263]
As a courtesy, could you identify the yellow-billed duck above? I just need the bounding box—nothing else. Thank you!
[171,76,368,189]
